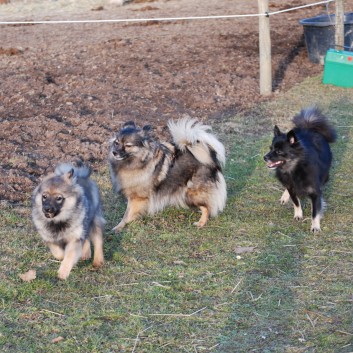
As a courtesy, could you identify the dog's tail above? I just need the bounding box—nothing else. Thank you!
[168,118,226,168]
[292,107,337,143]
[55,162,91,179]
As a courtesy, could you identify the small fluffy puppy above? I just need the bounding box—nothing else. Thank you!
[32,163,105,280]
[264,107,336,232]
[109,118,227,232]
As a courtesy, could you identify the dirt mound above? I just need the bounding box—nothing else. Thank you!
[1,0,336,202]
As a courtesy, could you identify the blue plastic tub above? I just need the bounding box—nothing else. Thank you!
[299,12,353,64]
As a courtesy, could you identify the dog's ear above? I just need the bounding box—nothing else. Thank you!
[142,125,152,136]
[274,125,281,136]
[64,168,76,183]
[123,121,136,129]
[287,130,298,145]
[142,125,152,134]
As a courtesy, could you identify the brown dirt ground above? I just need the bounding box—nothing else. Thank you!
[0,0,347,202]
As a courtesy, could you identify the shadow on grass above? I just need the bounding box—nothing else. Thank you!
[322,97,352,203]
[219,231,307,352]
[101,191,126,262]
[222,106,273,200]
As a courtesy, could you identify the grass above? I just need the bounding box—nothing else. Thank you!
[1,76,352,352]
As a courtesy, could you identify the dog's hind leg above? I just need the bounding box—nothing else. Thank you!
[47,242,65,261]
[113,198,148,233]
[81,239,91,260]
[57,240,82,280]
[310,193,322,232]
[90,220,104,268]
[194,206,209,227]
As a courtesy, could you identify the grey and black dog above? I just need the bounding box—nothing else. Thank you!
[32,162,105,279]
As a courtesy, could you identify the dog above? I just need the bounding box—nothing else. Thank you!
[32,162,105,279]
[108,118,227,232]
[264,107,336,232]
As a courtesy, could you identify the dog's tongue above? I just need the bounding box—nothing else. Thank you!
[267,161,282,169]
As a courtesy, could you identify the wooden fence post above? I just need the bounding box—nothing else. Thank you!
[258,0,272,96]
[335,0,345,50]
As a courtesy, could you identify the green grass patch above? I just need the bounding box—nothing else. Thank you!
[1,76,352,352]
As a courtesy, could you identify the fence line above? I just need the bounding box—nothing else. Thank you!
[269,0,333,16]
[0,0,334,25]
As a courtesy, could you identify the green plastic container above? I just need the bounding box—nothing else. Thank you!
[323,49,353,88]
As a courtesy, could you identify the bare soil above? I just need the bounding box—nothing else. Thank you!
[0,0,344,202]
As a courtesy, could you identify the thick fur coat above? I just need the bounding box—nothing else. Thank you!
[32,163,105,279]
[264,107,336,232]
[109,118,227,231]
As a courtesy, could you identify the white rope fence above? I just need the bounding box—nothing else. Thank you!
[0,0,334,25]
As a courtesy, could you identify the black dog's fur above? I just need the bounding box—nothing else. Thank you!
[264,107,336,232]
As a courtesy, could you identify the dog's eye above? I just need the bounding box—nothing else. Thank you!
[42,194,47,200]
[276,150,283,155]
[114,140,120,146]
[56,195,64,203]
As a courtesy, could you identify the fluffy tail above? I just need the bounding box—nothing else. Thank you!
[292,107,337,143]
[55,162,91,179]
[168,118,226,168]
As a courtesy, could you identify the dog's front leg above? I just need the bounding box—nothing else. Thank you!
[310,193,322,232]
[57,240,82,280]
[287,189,303,220]
[280,189,290,205]
[112,198,148,233]
[47,242,65,260]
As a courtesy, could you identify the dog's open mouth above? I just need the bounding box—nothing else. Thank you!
[266,160,285,169]
[112,151,127,160]
[44,212,56,219]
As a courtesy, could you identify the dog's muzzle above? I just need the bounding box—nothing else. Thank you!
[111,150,127,161]
[264,154,285,169]
[43,206,58,218]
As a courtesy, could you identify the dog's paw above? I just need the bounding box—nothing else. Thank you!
[112,223,124,233]
[48,244,65,260]
[310,217,321,233]
[57,268,71,280]
[280,189,290,205]
[52,253,65,261]
[193,220,206,228]
[311,225,321,233]
[93,258,104,268]
[81,241,91,260]
[293,206,303,221]
[81,253,91,261]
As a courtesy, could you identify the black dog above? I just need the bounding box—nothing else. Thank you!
[264,107,336,232]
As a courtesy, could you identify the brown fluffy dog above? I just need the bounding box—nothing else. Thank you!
[109,118,227,232]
